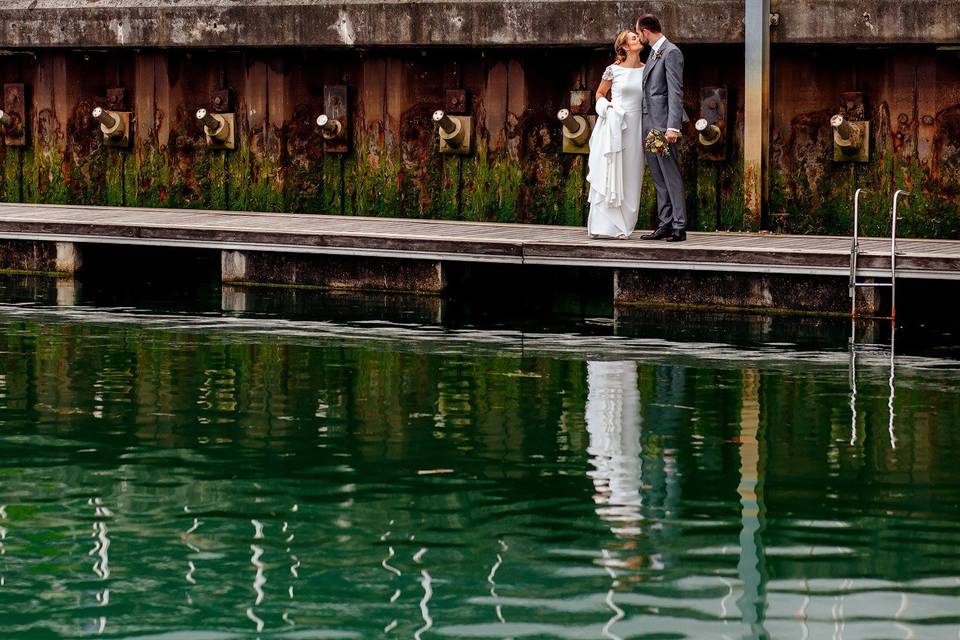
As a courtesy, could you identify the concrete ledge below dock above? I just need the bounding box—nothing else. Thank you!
[614,268,882,316]
[222,250,446,294]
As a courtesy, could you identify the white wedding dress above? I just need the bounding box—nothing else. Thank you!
[586,64,645,238]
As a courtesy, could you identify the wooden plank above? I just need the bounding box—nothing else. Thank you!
[225,51,253,212]
[345,55,388,218]
[0,203,957,278]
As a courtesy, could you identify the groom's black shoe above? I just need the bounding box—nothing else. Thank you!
[665,229,687,243]
[640,226,673,241]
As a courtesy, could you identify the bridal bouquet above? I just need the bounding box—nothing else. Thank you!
[644,129,672,157]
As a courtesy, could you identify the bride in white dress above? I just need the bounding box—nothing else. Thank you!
[586,30,646,239]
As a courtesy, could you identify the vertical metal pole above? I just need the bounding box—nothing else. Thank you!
[744,0,771,230]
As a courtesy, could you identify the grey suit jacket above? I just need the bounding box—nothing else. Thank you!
[641,39,689,132]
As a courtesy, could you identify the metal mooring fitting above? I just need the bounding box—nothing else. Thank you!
[831,114,863,152]
[92,106,130,147]
[197,108,227,141]
[830,111,869,163]
[197,108,235,149]
[433,109,472,154]
[0,109,24,142]
[433,110,460,137]
[92,107,120,134]
[557,108,591,147]
[316,114,343,140]
[695,118,722,146]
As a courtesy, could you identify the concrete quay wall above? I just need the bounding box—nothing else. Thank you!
[1,1,958,48]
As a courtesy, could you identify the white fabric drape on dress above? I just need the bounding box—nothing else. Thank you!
[586,64,645,238]
[587,96,627,210]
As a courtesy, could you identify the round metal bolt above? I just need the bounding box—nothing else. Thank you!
[921,115,934,126]
[898,113,909,124]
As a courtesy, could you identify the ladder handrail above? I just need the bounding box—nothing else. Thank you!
[890,190,909,321]
[849,188,866,317]
[850,189,907,322]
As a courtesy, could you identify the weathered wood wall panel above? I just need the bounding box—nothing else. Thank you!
[769,47,960,237]
[2,46,960,238]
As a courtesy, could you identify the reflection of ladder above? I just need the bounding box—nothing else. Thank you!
[849,189,909,320]
[849,327,897,450]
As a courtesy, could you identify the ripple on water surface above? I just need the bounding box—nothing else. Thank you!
[0,300,959,638]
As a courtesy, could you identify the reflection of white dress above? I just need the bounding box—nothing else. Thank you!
[585,360,643,534]
[587,64,645,238]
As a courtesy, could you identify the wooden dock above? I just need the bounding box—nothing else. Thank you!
[0,203,958,280]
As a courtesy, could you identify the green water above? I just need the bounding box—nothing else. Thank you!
[1,277,959,639]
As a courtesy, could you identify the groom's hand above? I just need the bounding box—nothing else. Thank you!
[665,130,679,144]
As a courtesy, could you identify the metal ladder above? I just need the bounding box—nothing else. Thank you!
[849,189,909,320]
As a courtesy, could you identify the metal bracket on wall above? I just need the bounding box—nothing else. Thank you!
[197,89,236,150]
[106,88,127,112]
[2,84,27,147]
[568,90,593,116]
[445,89,468,115]
[321,85,349,153]
[697,86,727,161]
[559,91,595,154]
[210,89,232,114]
[832,91,870,163]
[93,106,131,149]
[434,110,472,155]
[197,109,236,150]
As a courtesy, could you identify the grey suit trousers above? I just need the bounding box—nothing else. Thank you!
[642,127,686,231]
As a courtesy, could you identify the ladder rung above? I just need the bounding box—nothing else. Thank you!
[853,282,893,288]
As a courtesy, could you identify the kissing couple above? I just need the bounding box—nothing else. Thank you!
[586,14,689,242]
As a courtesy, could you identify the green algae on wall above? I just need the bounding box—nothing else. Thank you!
[460,148,522,223]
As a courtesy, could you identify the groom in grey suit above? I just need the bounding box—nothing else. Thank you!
[636,14,690,242]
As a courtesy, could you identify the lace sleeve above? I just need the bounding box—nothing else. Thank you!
[601,65,616,81]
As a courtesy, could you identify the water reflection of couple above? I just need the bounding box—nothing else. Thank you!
[585,361,644,535]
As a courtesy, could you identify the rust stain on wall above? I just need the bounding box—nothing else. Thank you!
[0,45,959,238]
